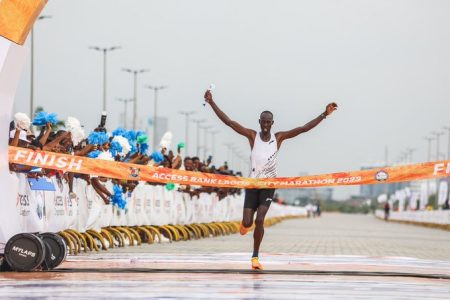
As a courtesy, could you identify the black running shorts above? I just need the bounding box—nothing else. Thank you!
[244,189,276,211]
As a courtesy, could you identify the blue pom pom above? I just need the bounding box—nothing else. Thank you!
[32,111,58,126]
[32,112,47,126]
[87,131,109,145]
[140,143,149,155]
[125,130,138,142]
[46,113,58,125]
[130,143,137,154]
[87,150,102,158]
[109,140,122,157]
[111,185,127,209]
[151,151,164,163]
[112,128,127,137]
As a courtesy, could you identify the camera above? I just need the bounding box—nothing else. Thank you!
[99,111,107,128]
[95,112,107,133]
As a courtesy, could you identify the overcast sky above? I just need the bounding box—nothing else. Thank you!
[14,0,450,199]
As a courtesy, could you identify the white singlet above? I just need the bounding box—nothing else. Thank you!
[249,132,278,178]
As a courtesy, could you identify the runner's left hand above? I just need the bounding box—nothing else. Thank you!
[325,102,338,116]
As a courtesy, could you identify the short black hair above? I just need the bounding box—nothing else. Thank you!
[260,110,273,119]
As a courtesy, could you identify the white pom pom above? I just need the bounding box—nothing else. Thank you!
[66,117,81,131]
[112,135,131,156]
[66,117,85,145]
[159,131,172,150]
[97,151,114,161]
[71,127,85,146]
[14,113,31,131]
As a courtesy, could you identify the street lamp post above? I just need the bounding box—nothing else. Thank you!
[145,85,167,149]
[200,125,212,160]
[233,148,241,172]
[89,46,121,112]
[424,136,434,207]
[116,98,134,128]
[178,111,196,155]
[432,131,445,161]
[424,137,434,162]
[224,142,234,169]
[192,119,205,157]
[432,131,445,208]
[232,145,242,172]
[209,130,220,161]
[30,15,51,117]
[444,126,450,160]
[444,127,450,206]
[122,68,150,130]
[406,148,416,163]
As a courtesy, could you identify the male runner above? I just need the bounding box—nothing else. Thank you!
[204,90,337,270]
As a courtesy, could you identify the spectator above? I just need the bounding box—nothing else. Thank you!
[384,202,390,221]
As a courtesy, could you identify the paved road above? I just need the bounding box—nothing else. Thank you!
[1,272,449,299]
[118,213,450,260]
[2,213,450,299]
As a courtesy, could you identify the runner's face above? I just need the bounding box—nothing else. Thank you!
[259,113,274,134]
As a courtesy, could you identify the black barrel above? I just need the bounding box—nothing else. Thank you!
[38,232,67,270]
[4,233,46,272]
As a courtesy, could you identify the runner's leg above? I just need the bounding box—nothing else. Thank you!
[252,204,269,258]
[242,208,255,227]
[242,189,258,228]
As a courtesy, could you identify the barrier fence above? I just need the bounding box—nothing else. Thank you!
[12,170,306,256]
[375,210,450,229]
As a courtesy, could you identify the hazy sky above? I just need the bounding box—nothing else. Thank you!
[14,0,450,199]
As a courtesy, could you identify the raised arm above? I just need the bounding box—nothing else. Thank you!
[204,90,256,146]
[43,131,70,151]
[9,128,21,147]
[39,123,53,146]
[275,103,337,148]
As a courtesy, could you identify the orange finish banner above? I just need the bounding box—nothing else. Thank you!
[8,146,450,189]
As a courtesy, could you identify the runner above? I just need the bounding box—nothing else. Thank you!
[204,90,337,270]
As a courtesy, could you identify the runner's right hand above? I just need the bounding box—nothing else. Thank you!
[204,90,213,104]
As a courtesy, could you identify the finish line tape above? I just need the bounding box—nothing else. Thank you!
[8,146,450,189]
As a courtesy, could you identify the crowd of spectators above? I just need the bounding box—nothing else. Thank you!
[8,111,243,208]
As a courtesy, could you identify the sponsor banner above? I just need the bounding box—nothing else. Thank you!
[8,146,450,189]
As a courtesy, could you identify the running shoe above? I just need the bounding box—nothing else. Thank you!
[251,257,263,270]
[239,222,250,235]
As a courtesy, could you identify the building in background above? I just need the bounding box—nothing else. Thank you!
[275,172,334,205]
[148,116,168,147]
[276,187,334,206]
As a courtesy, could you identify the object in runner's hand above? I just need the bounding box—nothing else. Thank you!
[203,84,216,106]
